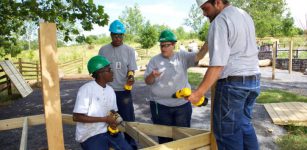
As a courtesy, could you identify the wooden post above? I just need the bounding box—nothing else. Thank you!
[39,22,65,150]
[210,82,217,150]
[18,58,22,75]
[289,40,293,74]
[36,61,39,83]
[5,58,12,96]
[272,41,277,80]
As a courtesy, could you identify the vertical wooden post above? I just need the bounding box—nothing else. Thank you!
[5,58,12,96]
[36,61,39,83]
[18,58,22,75]
[272,41,277,80]
[210,82,217,150]
[39,22,65,150]
[288,40,293,74]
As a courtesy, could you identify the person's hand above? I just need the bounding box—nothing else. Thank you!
[126,77,135,85]
[151,69,162,78]
[187,90,204,104]
[105,115,117,125]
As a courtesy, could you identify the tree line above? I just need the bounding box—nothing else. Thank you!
[0,0,305,57]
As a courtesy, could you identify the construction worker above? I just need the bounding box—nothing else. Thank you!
[144,29,207,144]
[188,0,261,150]
[73,55,132,150]
[98,20,138,149]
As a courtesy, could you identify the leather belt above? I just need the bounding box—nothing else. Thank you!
[219,74,260,82]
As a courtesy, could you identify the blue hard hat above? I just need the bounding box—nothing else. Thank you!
[109,20,126,34]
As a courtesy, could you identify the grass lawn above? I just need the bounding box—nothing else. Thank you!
[257,89,307,103]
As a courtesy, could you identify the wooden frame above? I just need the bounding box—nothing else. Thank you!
[0,114,213,149]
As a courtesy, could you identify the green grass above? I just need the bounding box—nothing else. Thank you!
[276,125,307,150]
[257,89,307,103]
[188,72,203,88]
[0,88,21,106]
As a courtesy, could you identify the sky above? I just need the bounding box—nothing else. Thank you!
[84,0,307,36]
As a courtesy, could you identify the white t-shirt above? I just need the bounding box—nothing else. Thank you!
[73,81,118,143]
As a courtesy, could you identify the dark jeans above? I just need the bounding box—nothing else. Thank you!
[150,101,192,144]
[115,91,137,149]
[80,133,132,150]
[213,75,260,150]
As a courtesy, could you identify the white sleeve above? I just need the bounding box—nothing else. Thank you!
[112,90,118,111]
[73,86,90,114]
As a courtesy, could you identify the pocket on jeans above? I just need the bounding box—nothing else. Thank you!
[221,121,234,135]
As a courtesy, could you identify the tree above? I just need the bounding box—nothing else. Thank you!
[184,4,206,33]
[138,21,158,49]
[119,3,145,41]
[198,21,210,42]
[231,0,297,37]
[174,27,189,40]
[0,0,109,57]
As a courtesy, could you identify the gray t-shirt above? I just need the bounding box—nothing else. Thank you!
[144,51,197,107]
[99,43,138,91]
[208,6,260,79]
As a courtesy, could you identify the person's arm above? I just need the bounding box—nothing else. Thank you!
[187,66,223,103]
[73,113,116,124]
[195,43,208,62]
[145,70,161,85]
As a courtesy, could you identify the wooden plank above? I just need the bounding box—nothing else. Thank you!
[19,117,28,150]
[210,82,217,150]
[172,128,192,140]
[0,115,45,131]
[264,104,283,124]
[176,127,208,136]
[62,114,75,125]
[274,103,291,123]
[195,145,211,150]
[39,22,65,150]
[272,41,277,80]
[288,40,293,74]
[127,122,173,138]
[279,103,300,121]
[125,123,158,147]
[142,132,211,150]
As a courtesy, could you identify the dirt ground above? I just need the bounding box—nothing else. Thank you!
[0,67,306,150]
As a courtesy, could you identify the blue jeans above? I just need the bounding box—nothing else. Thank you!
[80,133,132,150]
[213,75,260,150]
[150,101,192,144]
[115,91,137,149]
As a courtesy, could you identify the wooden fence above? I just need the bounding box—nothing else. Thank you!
[0,57,83,96]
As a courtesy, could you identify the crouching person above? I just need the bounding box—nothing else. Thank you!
[73,55,133,150]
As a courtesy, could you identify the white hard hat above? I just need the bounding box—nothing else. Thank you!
[196,0,208,7]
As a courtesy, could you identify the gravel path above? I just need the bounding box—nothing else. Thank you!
[0,67,306,150]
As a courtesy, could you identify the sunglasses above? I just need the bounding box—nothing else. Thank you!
[160,43,172,48]
[111,34,124,39]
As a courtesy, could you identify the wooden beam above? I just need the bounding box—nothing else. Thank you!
[272,41,277,80]
[19,117,28,150]
[62,114,75,125]
[288,40,293,74]
[127,122,173,138]
[172,128,192,140]
[125,123,158,147]
[0,115,45,131]
[210,82,218,150]
[142,132,211,150]
[39,22,65,150]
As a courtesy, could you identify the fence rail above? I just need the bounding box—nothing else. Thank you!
[0,57,83,96]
